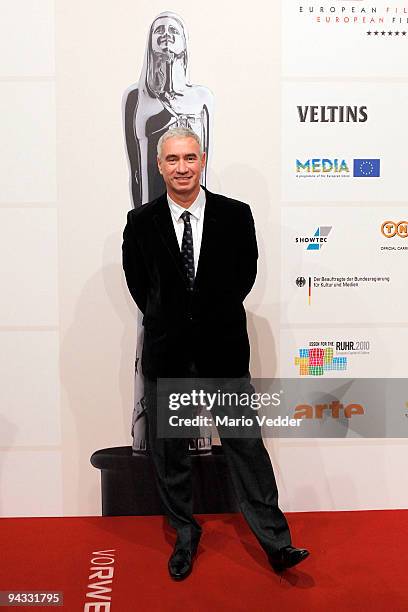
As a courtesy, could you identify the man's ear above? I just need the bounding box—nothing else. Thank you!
[201,151,207,168]
[157,156,163,174]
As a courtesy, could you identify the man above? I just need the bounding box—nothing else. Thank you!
[122,127,310,580]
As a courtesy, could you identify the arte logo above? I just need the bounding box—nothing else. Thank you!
[381,221,408,238]
[297,105,367,122]
[294,347,347,376]
[294,401,364,419]
[295,226,332,250]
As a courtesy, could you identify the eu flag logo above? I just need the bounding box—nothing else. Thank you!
[353,159,380,177]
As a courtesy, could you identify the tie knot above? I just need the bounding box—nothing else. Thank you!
[181,211,191,223]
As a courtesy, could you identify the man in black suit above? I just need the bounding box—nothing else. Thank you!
[122,127,309,580]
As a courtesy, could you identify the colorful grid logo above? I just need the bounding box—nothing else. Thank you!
[295,348,348,376]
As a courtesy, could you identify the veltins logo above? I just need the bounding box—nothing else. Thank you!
[297,106,367,122]
[381,221,408,238]
[295,226,332,250]
[295,347,347,376]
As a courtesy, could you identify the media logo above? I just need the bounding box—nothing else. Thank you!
[295,226,332,250]
[295,158,380,179]
[296,159,349,175]
[297,105,368,122]
[381,221,408,238]
[296,277,306,287]
[295,347,347,376]
[353,159,380,177]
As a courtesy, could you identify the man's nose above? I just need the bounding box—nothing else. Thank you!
[176,159,188,174]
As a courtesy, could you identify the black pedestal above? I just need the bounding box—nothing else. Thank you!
[90,446,239,516]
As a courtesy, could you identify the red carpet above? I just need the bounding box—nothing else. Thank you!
[1,510,407,611]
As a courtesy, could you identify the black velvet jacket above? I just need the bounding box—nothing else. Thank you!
[122,188,258,379]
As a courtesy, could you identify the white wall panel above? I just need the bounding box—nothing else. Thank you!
[280,326,406,378]
[0,331,60,446]
[282,82,408,203]
[283,1,408,78]
[0,82,56,202]
[281,207,408,325]
[275,440,408,512]
[0,0,402,517]
[0,450,62,516]
[0,209,58,326]
[0,0,54,76]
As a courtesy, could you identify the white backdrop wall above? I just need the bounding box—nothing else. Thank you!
[1,0,407,517]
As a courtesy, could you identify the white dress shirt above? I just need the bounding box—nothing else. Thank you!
[167,187,206,274]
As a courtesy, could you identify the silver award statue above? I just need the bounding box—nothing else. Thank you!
[123,11,214,451]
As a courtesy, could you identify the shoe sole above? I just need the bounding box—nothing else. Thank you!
[169,566,193,581]
[271,551,310,573]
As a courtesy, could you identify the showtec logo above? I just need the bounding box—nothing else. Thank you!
[295,226,332,250]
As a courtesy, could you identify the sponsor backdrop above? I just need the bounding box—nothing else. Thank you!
[281,207,408,325]
[1,0,407,517]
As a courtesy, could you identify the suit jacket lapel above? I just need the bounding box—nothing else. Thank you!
[153,194,186,285]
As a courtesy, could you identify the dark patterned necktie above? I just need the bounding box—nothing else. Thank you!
[180,211,195,291]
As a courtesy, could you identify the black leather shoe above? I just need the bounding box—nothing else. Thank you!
[168,547,196,581]
[268,546,310,572]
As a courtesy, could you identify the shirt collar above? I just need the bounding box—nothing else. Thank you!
[167,187,206,222]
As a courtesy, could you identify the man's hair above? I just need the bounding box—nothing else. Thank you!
[157,127,203,159]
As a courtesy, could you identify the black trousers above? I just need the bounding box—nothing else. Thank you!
[144,375,291,555]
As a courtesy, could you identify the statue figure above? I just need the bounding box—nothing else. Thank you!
[124,11,213,207]
[123,12,214,451]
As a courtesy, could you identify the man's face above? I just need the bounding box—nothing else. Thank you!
[151,18,185,55]
[158,137,206,201]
